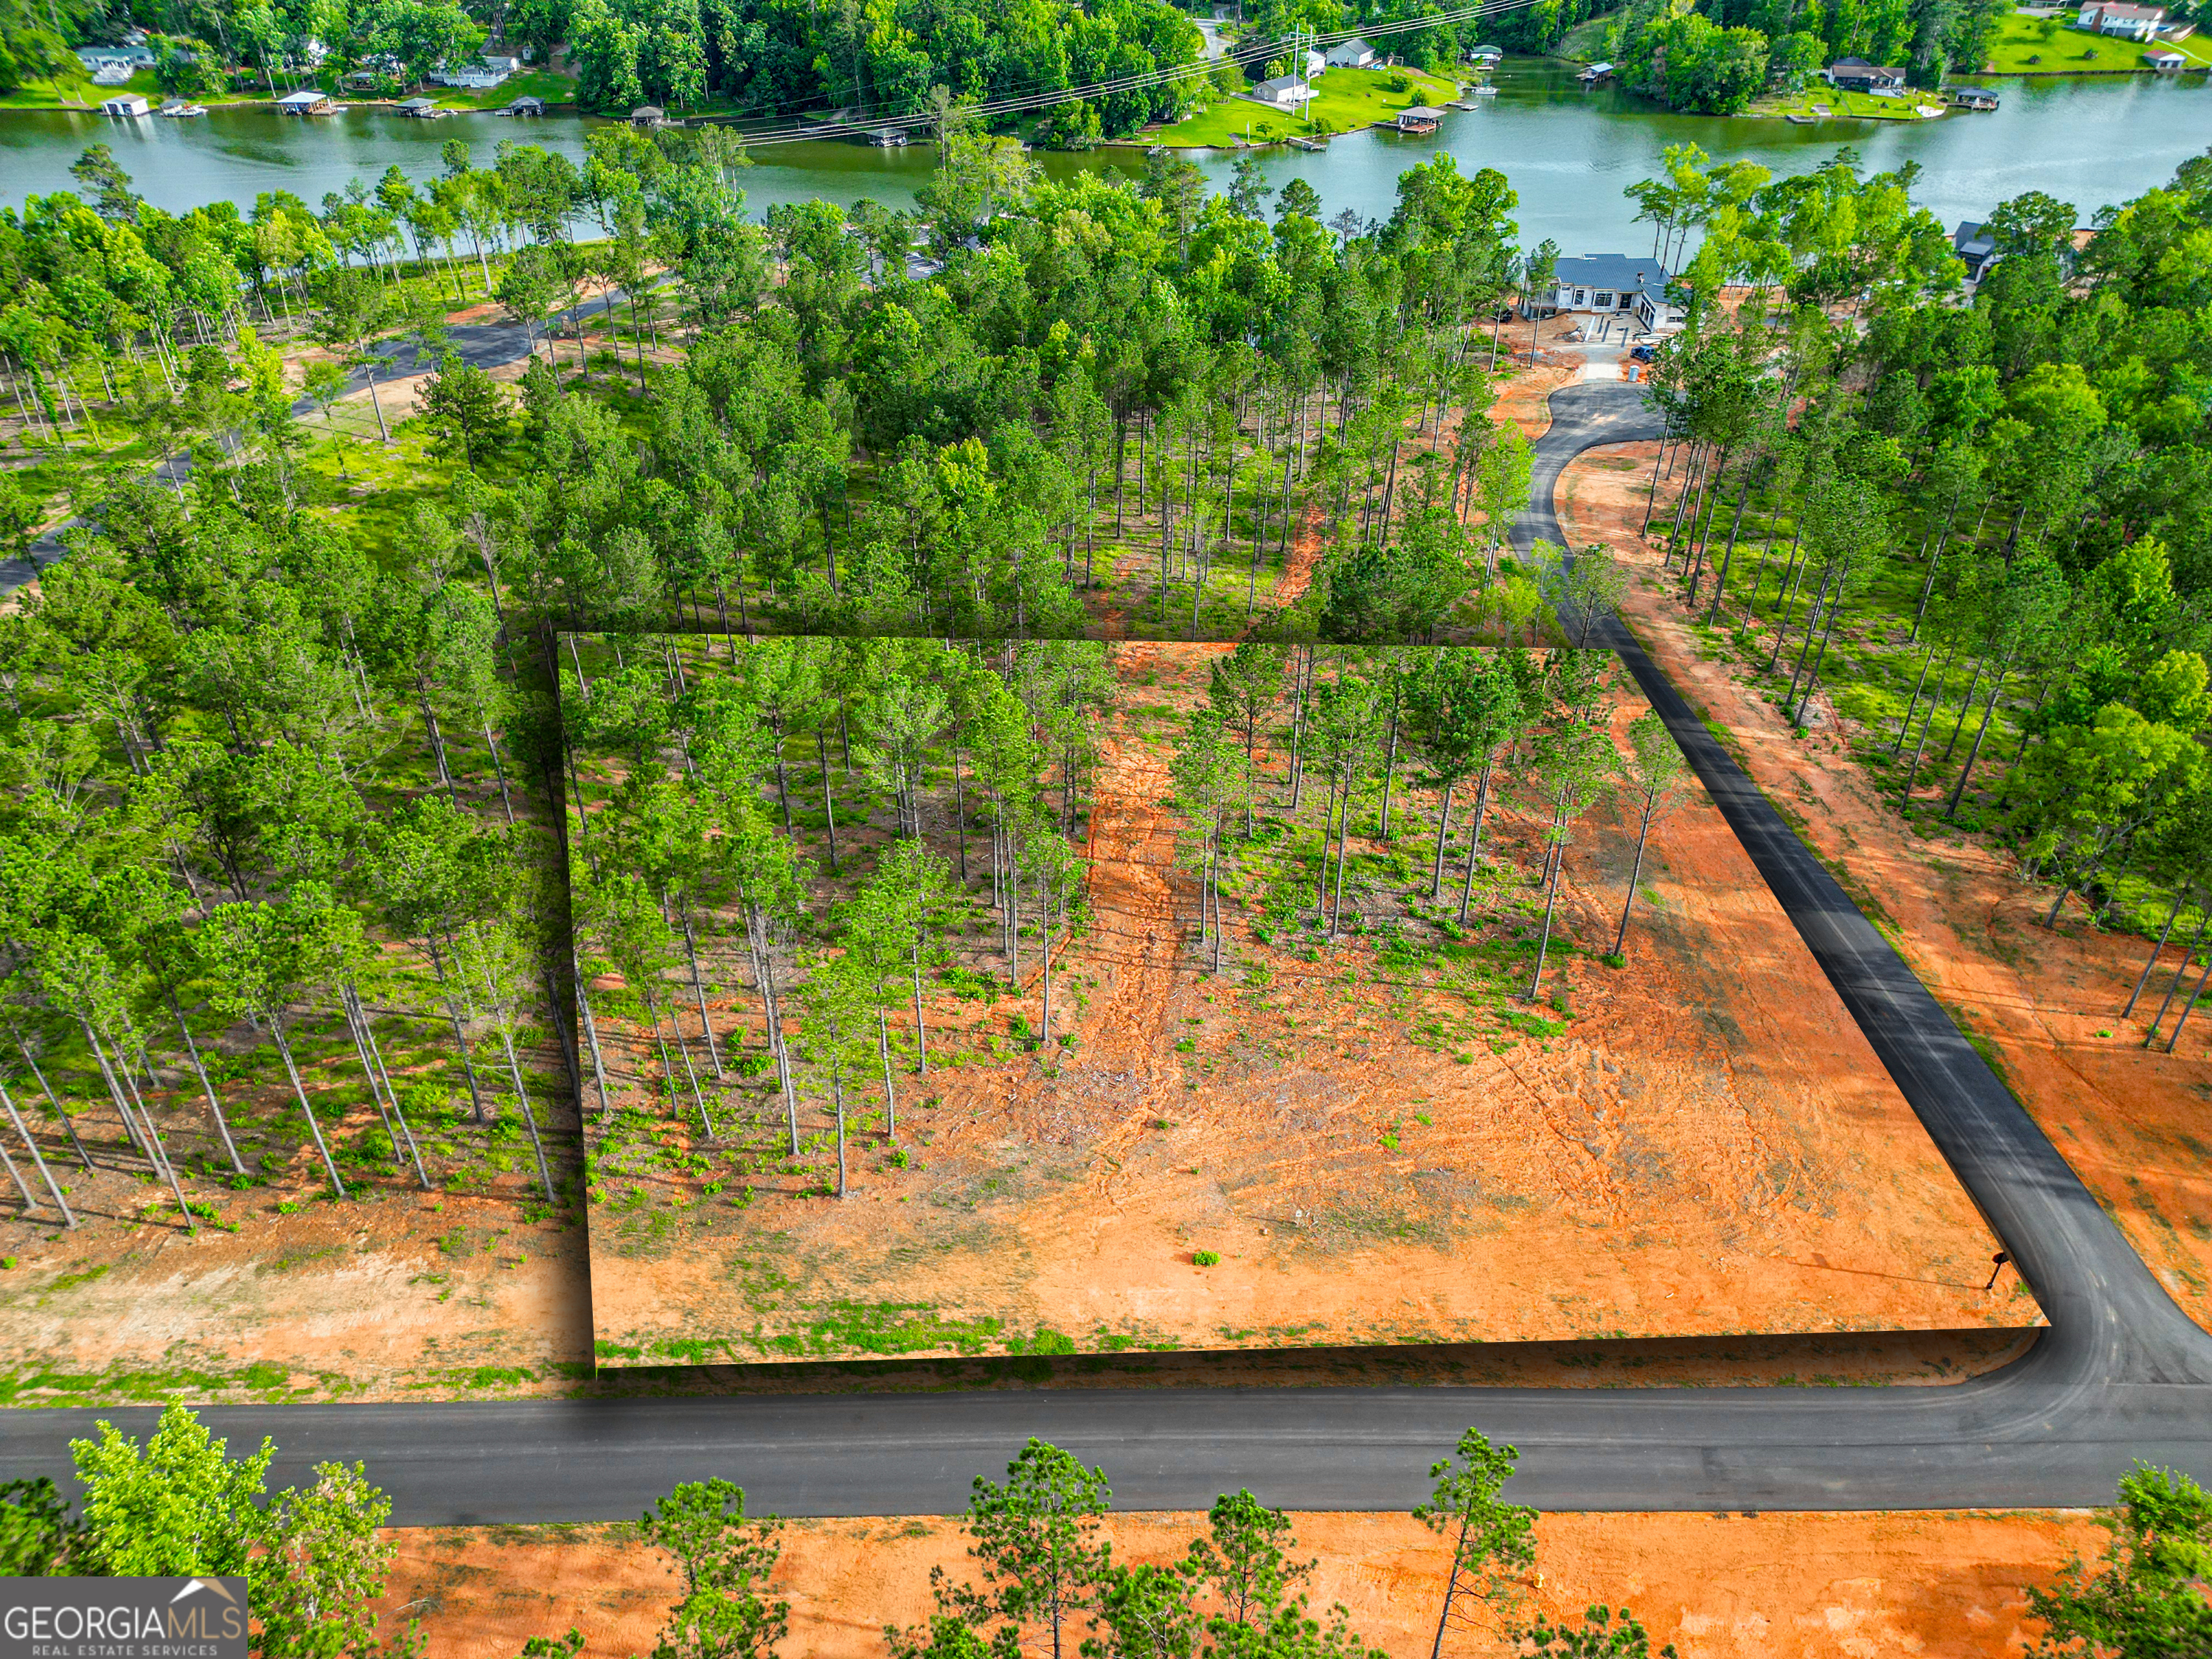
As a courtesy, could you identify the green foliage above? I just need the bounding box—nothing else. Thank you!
[1509,1605,1677,1658]
[639,1478,790,1659]
[2027,1465,2212,1658]
[0,1476,81,1574]
[1414,1427,1538,1646]
[69,1400,274,1577]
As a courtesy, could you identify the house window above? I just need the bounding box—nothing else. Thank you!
[1595,291,1615,309]
[1573,288,1588,306]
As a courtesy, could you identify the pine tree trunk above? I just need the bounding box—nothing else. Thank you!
[271,1021,348,1200]
[169,994,246,1174]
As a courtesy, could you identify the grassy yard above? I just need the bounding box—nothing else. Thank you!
[1756,83,1947,119]
[428,69,580,111]
[1977,12,2166,72]
[1554,15,1613,60]
[1146,64,1460,148]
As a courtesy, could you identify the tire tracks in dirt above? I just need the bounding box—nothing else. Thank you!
[1072,691,1188,1207]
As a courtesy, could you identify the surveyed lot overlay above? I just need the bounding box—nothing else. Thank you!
[562,636,2034,1366]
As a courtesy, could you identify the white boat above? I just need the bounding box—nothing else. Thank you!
[1471,83,1498,95]
[159,100,208,116]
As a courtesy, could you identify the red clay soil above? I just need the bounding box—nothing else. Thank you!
[586,641,2028,1363]
[0,1171,591,1401]
[1557,441,2212,1332]
[378,1508,2103,1659]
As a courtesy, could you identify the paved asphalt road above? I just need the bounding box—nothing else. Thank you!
[4,381,2211,1523]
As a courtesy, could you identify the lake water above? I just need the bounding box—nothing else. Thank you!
[2,60,2205,252]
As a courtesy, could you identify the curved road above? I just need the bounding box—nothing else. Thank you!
[4,383,2211,1523]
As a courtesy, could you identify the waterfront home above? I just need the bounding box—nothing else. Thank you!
[1826,57,1907,91]
[1326,36,1376,67]
[1250,74,1315,109]
[1949,85,2000,108]
[2145,45,2187,66]
[430,53,520,88]
[275,88,334,114]
[100,91,152,116]
[397,95,443,116]
[630,104,667,128]
[1540,255,1681,333]
[76,44,156,74]
[2077,1,2166,38]
[503,94,545,115]
[1952,220,2000,279]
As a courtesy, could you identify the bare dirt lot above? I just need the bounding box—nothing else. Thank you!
[377,1507,2101,1659]
[582,639,2029,1366]
[0,1159,591,1404]
[1558,439,2212,1334]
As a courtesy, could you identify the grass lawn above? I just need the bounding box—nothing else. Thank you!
[1145,64,1460,148]
[1554,15,1613,60]
[1977,12,2163,72]
[428,68,579,110]
[1756,84,1947,119]
[0,69,272,109]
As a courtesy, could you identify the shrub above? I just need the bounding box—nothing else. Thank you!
[1193,1251,1221,1266]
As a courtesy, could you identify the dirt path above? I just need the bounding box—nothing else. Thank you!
[1071,658,1189,1197]
[1556,444,2212,1332]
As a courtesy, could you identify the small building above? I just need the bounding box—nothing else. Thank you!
[503,94,545,116]
[1393,108,1439,134]
[1826,56,1907,91]
[866,126,908,145]
[274,88,333,114]
[1541,254,1681,332]
[1325,35,1375,68]
[1948,84,2000,108]
[1250,74,1315,109]
[100,91,152,116]
[1301,46,1326,77]
[1577,59,1613,81]
[629,104,666,128]
[1469,42,1503,59]
[397,95,443,116]
[1952,220,2000,280]
[2145,45,2187,66]
[2077,1,2166,38]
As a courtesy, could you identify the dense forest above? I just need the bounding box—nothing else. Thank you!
[1608,0,2008,113]
[5,110,2212,1243]
[1636,147,2212,1021]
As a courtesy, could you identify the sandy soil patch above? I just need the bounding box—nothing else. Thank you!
[378,1507,2101,1659]
[0,1166,591,1401]
[582,639,2026,1365]
[1557,439,2212,1333]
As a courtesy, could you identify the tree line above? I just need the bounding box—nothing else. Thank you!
[0,434,572,1237]
[1607,0,2014,114]
[1629,147,2212,1042]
